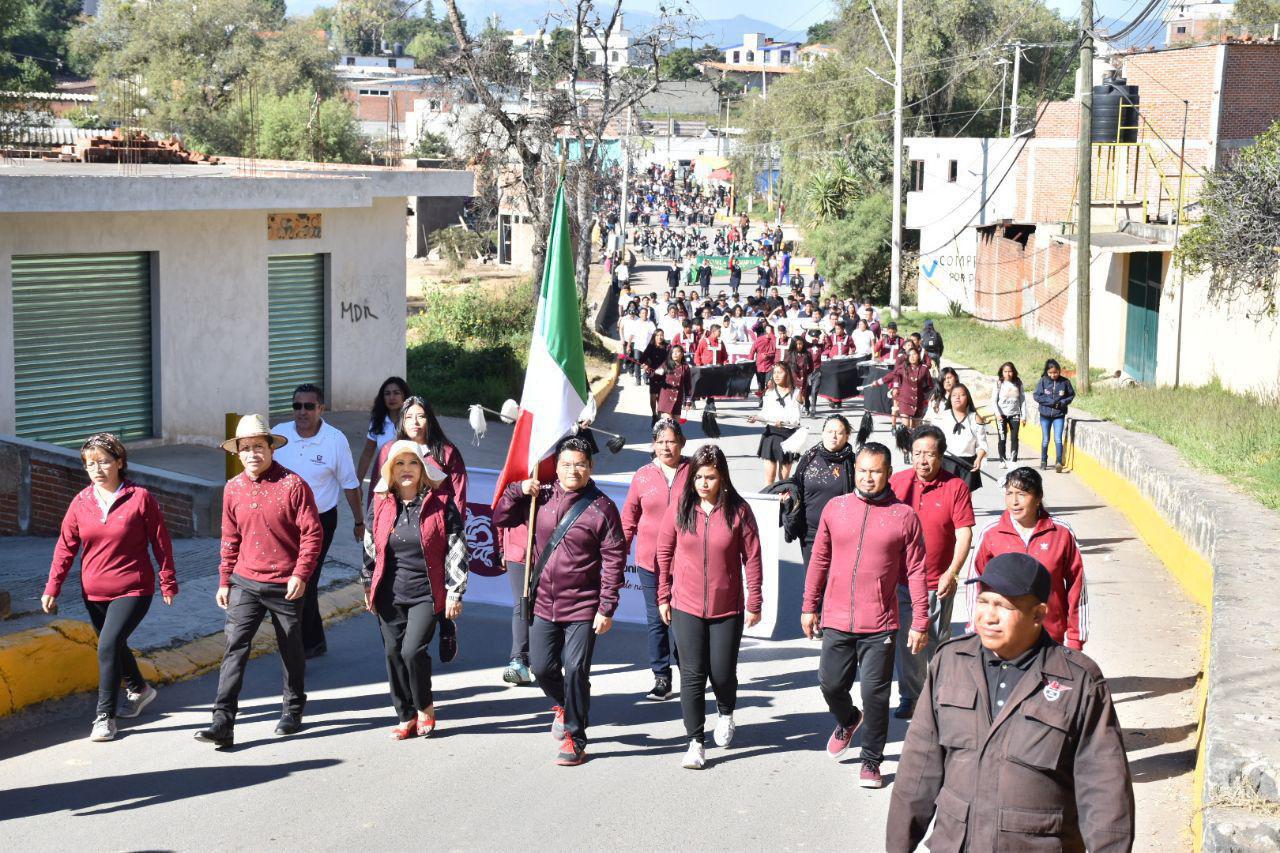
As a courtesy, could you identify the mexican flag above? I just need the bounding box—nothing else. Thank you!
[491,183,590,505]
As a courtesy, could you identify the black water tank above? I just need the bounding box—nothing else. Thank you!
[1092,78,1140,143]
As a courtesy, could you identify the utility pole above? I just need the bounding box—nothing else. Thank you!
[1009,40,1022,136]
[889,0,905,317]
[996,57,1009,137]
[1075,0,1093,393]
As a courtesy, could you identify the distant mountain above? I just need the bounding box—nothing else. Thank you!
[282,1,804,48]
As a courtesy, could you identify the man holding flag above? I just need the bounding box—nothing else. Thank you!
[490,181,627,766]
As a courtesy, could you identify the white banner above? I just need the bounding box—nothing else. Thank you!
[463,467,780,637]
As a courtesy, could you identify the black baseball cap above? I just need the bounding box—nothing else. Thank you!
[966,553,1051,603]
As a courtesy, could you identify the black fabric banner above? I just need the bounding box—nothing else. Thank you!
[816,357,871,402]
[690,363,756,398]
[860,364,894,414]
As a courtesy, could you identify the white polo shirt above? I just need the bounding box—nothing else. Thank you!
[274,420,360,513]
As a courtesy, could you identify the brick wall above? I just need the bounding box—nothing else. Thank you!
[1218,44,1280,143]
[974,226,1070,353]
[0,440,202,538]
[1034,101,1079,138]
[1123,47,1219,143]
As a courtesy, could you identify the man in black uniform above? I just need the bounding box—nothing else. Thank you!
[886,553,1134,852]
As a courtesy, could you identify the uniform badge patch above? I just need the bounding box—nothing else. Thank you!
[1043,679,1072,702]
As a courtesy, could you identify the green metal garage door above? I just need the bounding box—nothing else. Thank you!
[12,253,153,445]
[268,254,325,415]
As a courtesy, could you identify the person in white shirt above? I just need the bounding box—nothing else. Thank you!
[659,305,684,340]
[851,318,877,358]
[356,376,409,493]
[990,361,1029,468]
[628,312,658,385]
[748,363,804,485]
[930,382,987,492]
[273,383,363,657]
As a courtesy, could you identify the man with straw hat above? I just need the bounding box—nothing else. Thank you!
[194,414,322,749]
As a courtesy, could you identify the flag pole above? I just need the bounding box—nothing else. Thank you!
[521,467,540,622]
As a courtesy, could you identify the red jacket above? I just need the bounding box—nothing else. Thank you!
[824,333,855,359]
[500,523,528,565]
[494,480,627,622]
[804,490,929,634]
[46,482,178,601]
[971,510,1088,649]
[749,334,777,372]
[694,336,728,366]
[655,500,764,618]
[889,468,976,589]
[367,488,455,615]
[219,462,322,586]
[376,440,467,515]
[621,458,690,571]
[655,363,692,417]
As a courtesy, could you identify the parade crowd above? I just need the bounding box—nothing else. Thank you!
[42,172,1131,852]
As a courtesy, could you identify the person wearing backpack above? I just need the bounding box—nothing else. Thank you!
[493,437,627,767]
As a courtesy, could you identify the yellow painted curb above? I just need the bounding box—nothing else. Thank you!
[0,581,369,718]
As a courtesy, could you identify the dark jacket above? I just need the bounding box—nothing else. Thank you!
[782,444,856,541]
[1033,375,1076,419]
[493,480,627,623]
[921,323,944,358]
[886,633,1134,853]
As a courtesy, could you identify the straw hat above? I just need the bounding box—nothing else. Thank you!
[374,440,446,494]
[221,414,288,454]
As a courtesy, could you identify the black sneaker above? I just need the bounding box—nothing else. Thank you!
[1040,461,1049,471]
[194,719,234,748]
[439,619,459,664]
[893,698,915,720]
[274,714,302,736]
[646,676,673,701]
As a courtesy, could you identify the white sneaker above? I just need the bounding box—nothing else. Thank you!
[681,739,706,769]
[89,714,117,742]
[713,713,736,748]
[1001,460,1010,470]
[118,684,157,719]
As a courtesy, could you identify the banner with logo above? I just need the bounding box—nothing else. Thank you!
[463,467,781,637]
[692,254,764,276]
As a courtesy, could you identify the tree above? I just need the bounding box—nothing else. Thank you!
[431,226,485,274]
[1234,0,1280,33]
[806,20,837,43]
[407,28,451,67]
[804,191,893,300]
[1177,120,1280,317]
[257,89,366,163]
[659,45,718,81]
[70,0,339,156]
[409,129,451,158]
[2,0,78,141]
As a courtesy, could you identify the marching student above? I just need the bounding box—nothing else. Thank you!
[656,445,763,770]
[493,438,627,766]
[782,336,815,414]
[195,415,322,748]
[873,347,936,435]
[748,320,778,405]
[273,383,363,659]
[694,322,729,366]
[930,382,987,492]
[356,376,410,494]
[1033,358,1076,472]
[970,466,1088,650]
[621,418,691,701]
[803,442,929,789]
[44,433,178,742]
[991,361,1029,468]
[638,329,672,424]
[748,363,803,486]
[362,441,468,739]
[654,344,693,421]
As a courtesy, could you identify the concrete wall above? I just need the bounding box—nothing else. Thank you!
[637,81,719,115]
[0,199,412,444]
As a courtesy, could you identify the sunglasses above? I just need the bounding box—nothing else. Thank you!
[292,402,318,411]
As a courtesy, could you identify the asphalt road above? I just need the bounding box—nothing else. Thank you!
[0,264,1203,851]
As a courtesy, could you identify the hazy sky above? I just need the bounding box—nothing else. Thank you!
[285,0,1148,31]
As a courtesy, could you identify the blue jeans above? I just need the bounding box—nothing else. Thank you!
[1041,415,1065,464]
[638,568,674,679]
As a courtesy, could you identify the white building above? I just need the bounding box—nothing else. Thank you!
[722,34,800,68]
[506,19,636,73]
[904,137,1021,313]
[336,54,416,73]
[1165,1,1235,44]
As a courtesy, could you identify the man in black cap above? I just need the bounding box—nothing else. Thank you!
[886,553,1134,853]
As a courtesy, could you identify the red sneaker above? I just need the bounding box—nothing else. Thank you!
[826,708,863,760]
[550,706,566,740]
[555,734,586,766]
[859,760,884,788]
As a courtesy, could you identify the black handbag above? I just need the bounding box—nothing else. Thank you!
[521,485,602,624]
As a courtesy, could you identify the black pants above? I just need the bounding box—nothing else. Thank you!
[672,609,743,743]
[301,507,337,655]
[213,577,306,723]
[375,593,438,721]
[996,415,1021,461]
[83,594,152,718]
[818,628,896,763]
[755,371,770,402]
[507,561,529,665]
[639,568,674,679]
[530,617,597,748]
